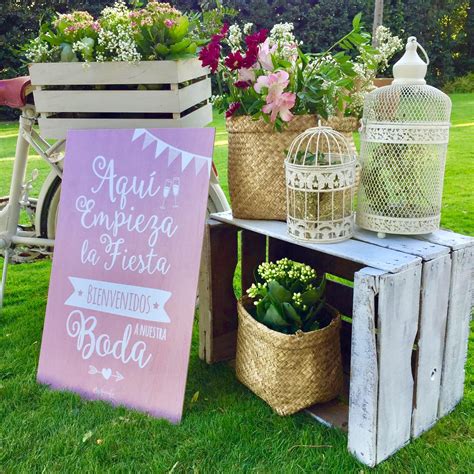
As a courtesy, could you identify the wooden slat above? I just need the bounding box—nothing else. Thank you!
[354,226,450,261]
[29,59,208,85]
[415,228,473,251]
[37,103,213,140]
[33,78,211,114]
[376,265,421,464]
[438,246,474,416]
[211,212,421,274]
[412,254,451,437]
[178,79,212,111]
[241,231,266,294]
[198,221,239,363]
[348,267,384,467]
[208,222,239,363]
[307,374,350,430]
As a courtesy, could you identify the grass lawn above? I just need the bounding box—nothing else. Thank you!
[0,95,473,473]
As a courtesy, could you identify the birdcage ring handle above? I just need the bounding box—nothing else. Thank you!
[415,39,430,66]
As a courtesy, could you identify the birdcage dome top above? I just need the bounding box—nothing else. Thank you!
[285,124,356,167]
[363,84,451,123]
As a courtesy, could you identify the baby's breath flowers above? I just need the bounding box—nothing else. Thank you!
[24,0,217,63]
[245,259,327,334]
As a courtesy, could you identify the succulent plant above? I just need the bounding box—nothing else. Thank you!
[246,258,330,334]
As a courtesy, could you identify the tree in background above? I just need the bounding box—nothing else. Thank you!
[372,0,384,46]
[0,0,471,117]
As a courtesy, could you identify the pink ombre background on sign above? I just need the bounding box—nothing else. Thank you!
[37,128,214,423]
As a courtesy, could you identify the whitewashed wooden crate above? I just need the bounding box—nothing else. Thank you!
[198,211,473,467]
[28,59,212,139]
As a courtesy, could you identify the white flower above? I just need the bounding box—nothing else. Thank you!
[25,37,57,63]
[373,25,403,73]
[227,24,242,52]
[243,22,253,34]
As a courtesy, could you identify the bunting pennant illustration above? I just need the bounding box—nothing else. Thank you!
[168,148,181,166]
[131,128,212,176]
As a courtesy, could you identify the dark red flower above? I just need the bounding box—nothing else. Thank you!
[199,41,221,73]
[220,23,230,36]
[242,43,258,68]
[200,23,229,73]
[224,51,244,71]
[245,28,268,47]
[234,80,251,89]
[225,102,241,118]
[210,23,229,44]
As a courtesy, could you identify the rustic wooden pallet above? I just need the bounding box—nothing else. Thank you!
[198,211,473,467]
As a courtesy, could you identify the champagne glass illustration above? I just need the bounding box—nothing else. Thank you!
[172,177,180,208]
[161,179,172,209]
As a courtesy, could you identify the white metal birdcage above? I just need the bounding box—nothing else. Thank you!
[285,124,357,243]
[356,37,452,237]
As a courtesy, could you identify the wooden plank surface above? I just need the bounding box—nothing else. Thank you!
[348,267,385,467]
[354,226,450,261]
[37,103,213,139]
[198,221,239,363]
[212,212,421,274]
[376,265,421,463]
[412,254,451,437]
[33,78,211,114]
[29,59,208,85]
[241,231,266,294]
[438,246,474,416]
[415,229,474,251]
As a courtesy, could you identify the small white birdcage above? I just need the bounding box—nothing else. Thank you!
[356,37,452,237]
[285,124,357,242]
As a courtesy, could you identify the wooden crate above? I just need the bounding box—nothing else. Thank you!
[198,211,473,467]
[28,59,212,139]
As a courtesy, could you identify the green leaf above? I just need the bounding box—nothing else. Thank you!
[267,280,292,304]
[170,38,192,54]
[352,13,362,30]
[301,275,326,305]
[168,16,190,42]
[155,43,170,56]
[263,304,291,328]
[282,302,302,326]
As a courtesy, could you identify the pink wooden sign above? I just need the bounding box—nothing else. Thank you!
[37,128,215,423]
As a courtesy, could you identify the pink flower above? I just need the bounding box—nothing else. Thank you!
[254,70,290,99]
[164,19,176,28]
[258,38,277,71]
[238,67,255,82]
[262,92,296,122]
[254,71,295,122]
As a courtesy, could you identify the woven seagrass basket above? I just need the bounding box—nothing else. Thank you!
[227,115,317,220]
[235,297,343,416]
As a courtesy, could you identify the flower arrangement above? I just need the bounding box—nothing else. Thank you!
[246,258,330,334]
[345,25,404,116]
[24,0,227,63]
[200,15,379,128]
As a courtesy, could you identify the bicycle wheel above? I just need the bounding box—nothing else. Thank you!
[38,171,230,239]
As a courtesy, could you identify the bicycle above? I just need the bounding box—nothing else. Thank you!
[0,76,230,307]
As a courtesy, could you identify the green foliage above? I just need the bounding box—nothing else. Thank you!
[247,258,331,334]
[443,72,474,94]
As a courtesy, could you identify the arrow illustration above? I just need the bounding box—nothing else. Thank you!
[88,365,124,382]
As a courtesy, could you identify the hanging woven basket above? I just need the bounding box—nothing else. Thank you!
[235,297,343,416]
[227,115,317,220]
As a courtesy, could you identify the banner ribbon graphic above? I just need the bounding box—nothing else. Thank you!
[65,277,171,323]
